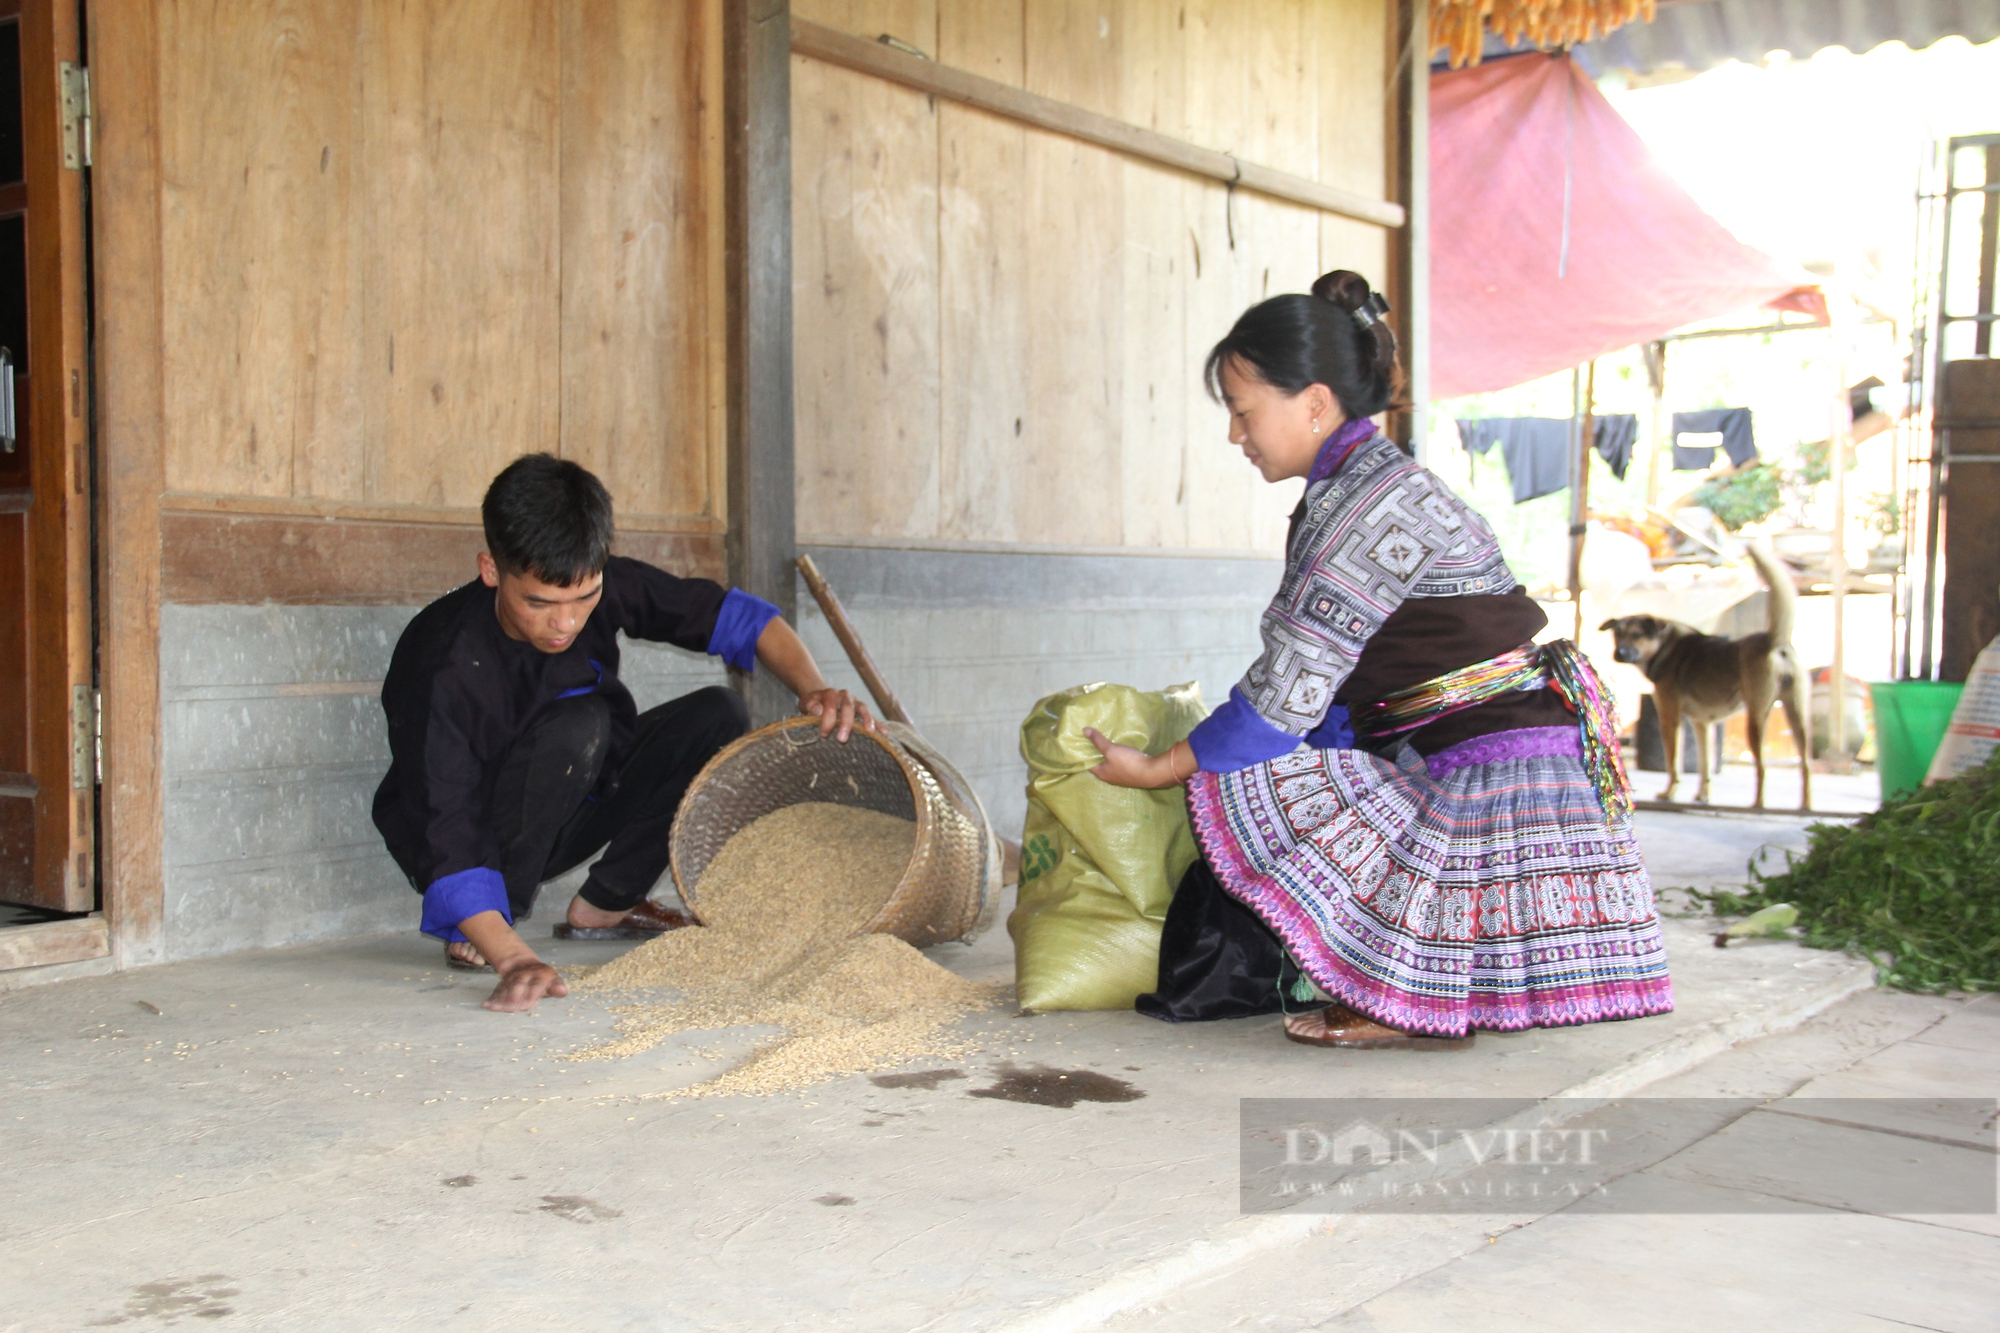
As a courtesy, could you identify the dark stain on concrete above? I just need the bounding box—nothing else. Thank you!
[442,1175,476,1188]
[538,1195,622,1224]
[90,1274,238,1325]
[815,1193,856,1206]
[869,1068,965,1090]
[967,1064,1145,1109]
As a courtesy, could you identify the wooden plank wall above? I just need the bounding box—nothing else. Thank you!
[154,0,728,598]
[791,0,1392,554]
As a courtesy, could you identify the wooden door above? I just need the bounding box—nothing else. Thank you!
[0,0,92,913]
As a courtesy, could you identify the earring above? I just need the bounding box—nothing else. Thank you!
[1311,418,1320,435]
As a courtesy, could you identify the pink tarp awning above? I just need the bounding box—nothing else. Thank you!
[1429,53,1822,400]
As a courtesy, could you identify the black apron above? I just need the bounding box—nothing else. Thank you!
[1135,858,1308,1022]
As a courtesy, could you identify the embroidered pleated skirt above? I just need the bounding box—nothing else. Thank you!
[1175,725,1673,1037]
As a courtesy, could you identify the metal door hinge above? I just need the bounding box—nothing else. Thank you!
[0,346,14,452]
[60,62,91,170]
[72,684,95,789]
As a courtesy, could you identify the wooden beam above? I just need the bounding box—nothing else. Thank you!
[0,913,109,971]
[1386,0,1430,459]
[89,0,169,967]
[725,0,797,726]
[159,513,726,606]
[790,18,1406,232]
[157,491,724,534]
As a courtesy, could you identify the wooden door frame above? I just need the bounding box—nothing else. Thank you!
[3,0,102,970]
[83,0,162,968]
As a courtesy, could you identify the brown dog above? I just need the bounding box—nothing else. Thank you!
[1599,543,1812,810]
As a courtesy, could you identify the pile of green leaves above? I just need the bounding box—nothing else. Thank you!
[1697,748,2000,992]
[1688,464,1781,531]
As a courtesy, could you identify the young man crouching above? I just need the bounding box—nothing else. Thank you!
[372,454,873,1012]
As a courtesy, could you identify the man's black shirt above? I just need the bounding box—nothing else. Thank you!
[371,557,730,892]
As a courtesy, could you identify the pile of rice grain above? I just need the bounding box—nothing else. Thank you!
[568,802,997,1097]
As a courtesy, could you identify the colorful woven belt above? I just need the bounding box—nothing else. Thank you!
[1350,640,1632,820]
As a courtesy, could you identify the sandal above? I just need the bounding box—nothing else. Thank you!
[551,898,695,940]
[1282,1003,1472,1050]
[444,942,494,973]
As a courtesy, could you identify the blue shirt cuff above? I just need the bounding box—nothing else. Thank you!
[707,588,783,672]
[1188,689,1306,773]
[1305,701,1356,751]
[420,867,511,943]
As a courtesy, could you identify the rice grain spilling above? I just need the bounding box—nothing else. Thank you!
[569,802,997,1097]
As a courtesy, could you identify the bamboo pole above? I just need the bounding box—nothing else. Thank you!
[1644,341,1666,509]
[1890,319,1910,682]
[1829,312,1853,762]
[1567,362,1597,640]
[795,554,915,727]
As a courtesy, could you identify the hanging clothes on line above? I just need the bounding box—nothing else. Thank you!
[1593,414,1638,481]
[1670,408,1757,470]
[1456,417,1574,504]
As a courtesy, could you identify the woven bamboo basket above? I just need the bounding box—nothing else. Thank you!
[668,716,1003,947]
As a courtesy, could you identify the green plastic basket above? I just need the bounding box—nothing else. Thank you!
[1868,680,1965,802]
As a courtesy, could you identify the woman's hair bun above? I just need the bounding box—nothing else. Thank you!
[1311,269,1399,388]
[1310,269,1374,313]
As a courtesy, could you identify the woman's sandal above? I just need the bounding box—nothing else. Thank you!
[444,943,494,973]
[1282,1003,1473,1050]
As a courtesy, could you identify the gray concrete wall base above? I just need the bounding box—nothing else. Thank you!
[158,605,728,962]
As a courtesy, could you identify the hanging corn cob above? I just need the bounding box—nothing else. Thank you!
[1431,0,1657,69]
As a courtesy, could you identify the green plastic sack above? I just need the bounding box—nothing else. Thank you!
[1010,682,1207,1012]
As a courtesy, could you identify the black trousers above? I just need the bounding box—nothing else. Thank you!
[487,685,748,918]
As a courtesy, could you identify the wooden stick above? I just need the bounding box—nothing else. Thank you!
[795,553,915,727]
[796,554,1021,881]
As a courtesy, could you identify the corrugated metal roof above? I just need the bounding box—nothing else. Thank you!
[1467,1,2000,75]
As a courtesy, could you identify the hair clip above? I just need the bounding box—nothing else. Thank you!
[1351,292,1393,328]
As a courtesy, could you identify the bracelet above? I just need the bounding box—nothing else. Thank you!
[1166,745,1190,784]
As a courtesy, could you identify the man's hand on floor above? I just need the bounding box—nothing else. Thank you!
[457,909,569,1013]
[484,958,569,1013]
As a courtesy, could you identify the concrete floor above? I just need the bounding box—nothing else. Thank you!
[3,808,1985,1332]
[1104,987,2000,1333]
[1633,763,1882,816]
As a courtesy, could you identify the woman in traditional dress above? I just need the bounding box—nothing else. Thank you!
[1085,270,1672,1049]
